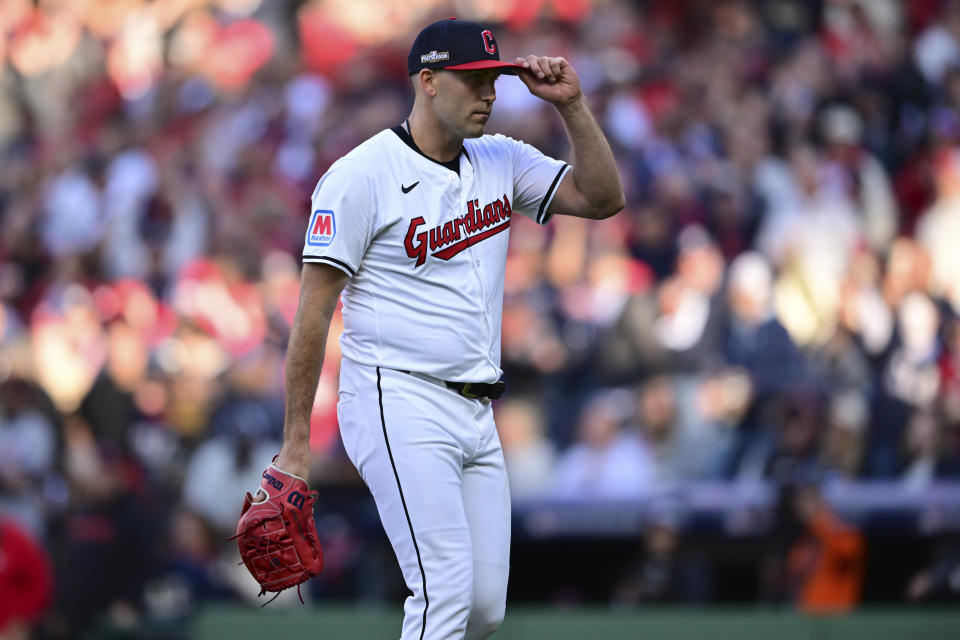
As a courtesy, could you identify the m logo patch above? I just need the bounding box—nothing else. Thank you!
[307,209,336,247]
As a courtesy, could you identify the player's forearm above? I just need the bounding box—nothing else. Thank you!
[557,96,625,218]
[277,265,346,476]
[279,309,330,471]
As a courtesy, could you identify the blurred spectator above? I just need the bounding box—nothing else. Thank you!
[551,389,655,499]
[494,397,556,500]
[766,390,824,482]
[916,149,960,314]
[786,484,866,614]
[939,313,960,461]
[819,391,869,480]
[79,320,148,455]
[809,325,873,396]
[870,291,942,476]
[0,379,58,537]
[725,252,807,392]
[181,427,279,536]
[142,507,237,621]
[764,482,866,614]
[50,417,157,636]
[900,409,960,488]
[601,226,724,380]
[882,238,931,313]
[40,155,106,259]
[612,503,712,605]
[692,368,752,476]
[0,517,53,640]
[835,250,893,360]
[819,105,898,254]
[913,0,960,86]
[100,141,209,295]
[720,252,807,479]
[759,144,863,347]
[906,540,960,603]
[637,376,726,483]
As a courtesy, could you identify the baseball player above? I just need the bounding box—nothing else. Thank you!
[253,17,623,639]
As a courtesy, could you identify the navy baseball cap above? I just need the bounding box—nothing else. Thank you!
[408,18,523,76]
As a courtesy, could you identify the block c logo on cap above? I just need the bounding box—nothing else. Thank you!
[307,209,336,246]
[481,30,496,55]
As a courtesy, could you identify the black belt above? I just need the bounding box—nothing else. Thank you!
[401,371,506,400]
[444,379,506,400]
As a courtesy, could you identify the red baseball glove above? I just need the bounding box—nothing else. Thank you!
[230,460,324,604]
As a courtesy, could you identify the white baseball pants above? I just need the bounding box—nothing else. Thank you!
[337,359,511,640]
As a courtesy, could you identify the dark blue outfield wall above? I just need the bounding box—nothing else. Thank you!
[511,482,960,539]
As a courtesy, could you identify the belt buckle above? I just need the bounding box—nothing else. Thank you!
[459,383,482,399]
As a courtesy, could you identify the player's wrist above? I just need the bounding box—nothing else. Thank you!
[554,92,586,114]
[275,447,312,480]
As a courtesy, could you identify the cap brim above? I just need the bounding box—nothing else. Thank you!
[443,60,524,75]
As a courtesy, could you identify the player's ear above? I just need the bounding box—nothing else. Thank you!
[419,69,439,98]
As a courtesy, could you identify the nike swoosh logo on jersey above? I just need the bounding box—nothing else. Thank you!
[401,181,419,194]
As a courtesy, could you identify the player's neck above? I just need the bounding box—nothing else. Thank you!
[406,112,463,163]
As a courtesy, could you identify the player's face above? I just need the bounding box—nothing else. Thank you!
[433,69,500,138]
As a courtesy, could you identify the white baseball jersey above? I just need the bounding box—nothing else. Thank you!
[302,126,570,383]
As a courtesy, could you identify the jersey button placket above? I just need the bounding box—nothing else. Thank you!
[459,167,497,375]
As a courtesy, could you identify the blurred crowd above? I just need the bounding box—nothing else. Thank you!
[3,0,960,635]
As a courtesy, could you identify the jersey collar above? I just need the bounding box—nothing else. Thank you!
[391,120,469,175]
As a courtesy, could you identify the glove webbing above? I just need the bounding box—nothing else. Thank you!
[229,494,320,606]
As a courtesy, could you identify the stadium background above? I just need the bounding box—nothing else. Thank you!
[1,0,960,638]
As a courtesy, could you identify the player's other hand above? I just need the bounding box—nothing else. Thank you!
[515,55,582,108]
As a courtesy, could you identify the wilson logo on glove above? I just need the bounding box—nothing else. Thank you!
[230,459,324,605]
[262,472,284,492]
[287,491,306,509]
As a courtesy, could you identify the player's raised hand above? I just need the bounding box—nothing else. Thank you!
[515,55,582,107]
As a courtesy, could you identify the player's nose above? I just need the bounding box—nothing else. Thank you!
[481,80,496,102]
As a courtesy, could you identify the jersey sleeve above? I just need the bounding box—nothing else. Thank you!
[302,158,375,277]
[504,135,571,226]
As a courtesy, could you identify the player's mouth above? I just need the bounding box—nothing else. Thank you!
[473,111,490,121]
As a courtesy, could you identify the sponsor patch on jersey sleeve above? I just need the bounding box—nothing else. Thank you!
[306,209,336,247]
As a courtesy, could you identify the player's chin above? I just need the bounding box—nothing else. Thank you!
[462,112,490,137]
[462,121,487,138]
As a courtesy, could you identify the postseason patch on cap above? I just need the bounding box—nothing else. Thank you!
[420,50,450,64]
[307,209,336,247]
